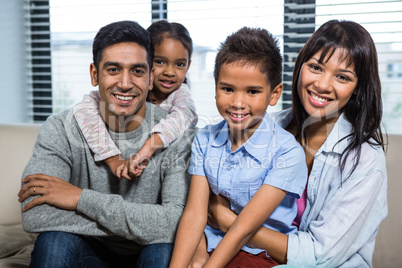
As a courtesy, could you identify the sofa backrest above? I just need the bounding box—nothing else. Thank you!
[0,124,41,225]
[0,123,401,266]
[372,134,402,267]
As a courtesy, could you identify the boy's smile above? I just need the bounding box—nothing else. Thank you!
[215,62,282,148]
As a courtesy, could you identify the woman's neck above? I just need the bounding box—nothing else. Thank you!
[288,113,340,174]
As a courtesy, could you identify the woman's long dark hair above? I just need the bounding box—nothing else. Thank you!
[291,20,385,174]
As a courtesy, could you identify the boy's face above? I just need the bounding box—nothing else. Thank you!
[215,62,282,142]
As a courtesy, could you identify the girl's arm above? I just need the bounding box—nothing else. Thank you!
[122,84,198,179]
[208,194,288,264]
[73,91,124,176]
[169,175,210,268]
[152,83,198,147]
[205,184,287,267]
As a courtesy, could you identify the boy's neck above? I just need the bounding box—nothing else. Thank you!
[229,127,256,152]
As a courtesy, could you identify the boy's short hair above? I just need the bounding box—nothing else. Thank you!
[214,27,282,91]
[92,20,153,72]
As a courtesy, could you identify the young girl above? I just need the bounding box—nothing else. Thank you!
[205,20,387,267]
[74,20,197,179]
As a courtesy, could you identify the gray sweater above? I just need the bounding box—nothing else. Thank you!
[21,102,195,254]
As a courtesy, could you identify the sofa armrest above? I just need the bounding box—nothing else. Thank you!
[0,124,41,225]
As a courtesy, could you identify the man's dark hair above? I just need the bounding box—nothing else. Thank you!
[92,20,153,72]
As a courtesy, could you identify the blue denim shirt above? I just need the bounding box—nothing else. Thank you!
[272,109,388,268]
[188,112,307,256]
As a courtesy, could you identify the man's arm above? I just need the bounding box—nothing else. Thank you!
[20,112,110,236]
[74,128,196,244]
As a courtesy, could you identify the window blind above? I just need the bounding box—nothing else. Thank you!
[22,0,402,134]
[26,0,52,122]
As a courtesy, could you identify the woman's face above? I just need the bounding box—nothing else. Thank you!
[297,48,358,119]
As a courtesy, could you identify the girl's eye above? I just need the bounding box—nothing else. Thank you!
[176,62,186,67]
[154,60,164,65]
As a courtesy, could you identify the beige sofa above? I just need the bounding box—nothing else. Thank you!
[0,123,401,267]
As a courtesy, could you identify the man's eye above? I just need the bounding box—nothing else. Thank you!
[107,67,118,72]
[134,69,145,75]
[222,87,233,92]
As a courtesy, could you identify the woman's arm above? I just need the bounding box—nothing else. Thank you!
[204,184,287,267]
[169,175,210,268]
[208,194,288,264]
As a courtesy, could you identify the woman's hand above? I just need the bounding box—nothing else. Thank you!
[207,194,236,233]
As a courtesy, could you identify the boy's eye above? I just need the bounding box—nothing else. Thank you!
[248,89,259,95]
[176,62,186,67]
[222,87,233,92]
[154,59,164,65]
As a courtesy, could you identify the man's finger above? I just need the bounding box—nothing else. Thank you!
[22,196,46,212]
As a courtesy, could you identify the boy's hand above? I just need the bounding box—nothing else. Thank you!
[188,234,209,268]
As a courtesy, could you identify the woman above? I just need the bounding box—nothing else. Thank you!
[205,20,387,267]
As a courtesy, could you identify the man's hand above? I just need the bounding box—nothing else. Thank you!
[18,174,82,212]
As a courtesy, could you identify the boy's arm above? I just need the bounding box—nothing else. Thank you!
[73,91,122,162]
[169,175,210,268]
[188,233,210,268]
[205,184,288,267]
[151,84,198,147]
[208,194,288,264]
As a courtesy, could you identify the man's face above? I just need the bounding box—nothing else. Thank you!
[90,42,153,130]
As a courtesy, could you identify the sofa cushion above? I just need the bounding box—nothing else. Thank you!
[0,224,37,260]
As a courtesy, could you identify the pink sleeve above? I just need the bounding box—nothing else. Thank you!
[151,83,198,147]
[73,90,121,161]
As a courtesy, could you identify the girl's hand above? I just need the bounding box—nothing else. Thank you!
[207,194,236,233]
[104,155,126,179]
[120,152,149,180]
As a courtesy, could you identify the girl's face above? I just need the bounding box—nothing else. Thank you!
[298,48,358,119]
[152,38,190,97]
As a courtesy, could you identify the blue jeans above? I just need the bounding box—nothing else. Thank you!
[30,231,173,268]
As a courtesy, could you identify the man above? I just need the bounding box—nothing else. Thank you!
[17,20,194,268]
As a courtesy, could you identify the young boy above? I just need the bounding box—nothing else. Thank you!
[169,27,307,267]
